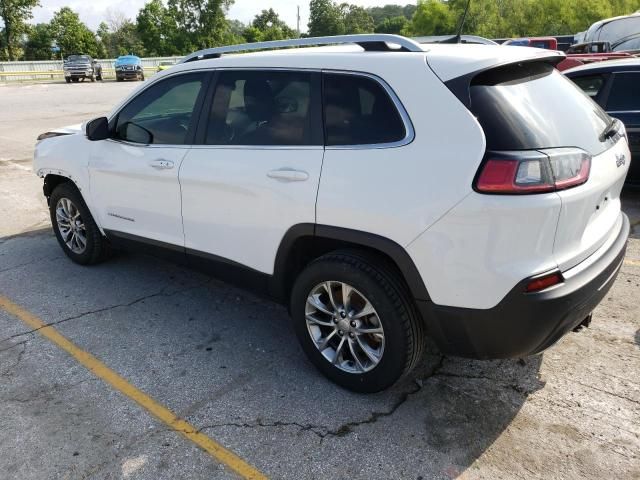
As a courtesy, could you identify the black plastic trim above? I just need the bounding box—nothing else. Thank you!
[416,213,630,359]
[104,224,431,306]
[443,55,565,109]
[313,225,430,301]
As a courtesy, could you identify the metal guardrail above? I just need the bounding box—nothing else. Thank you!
[0,57,182,82]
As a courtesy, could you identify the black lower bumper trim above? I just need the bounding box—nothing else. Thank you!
[417,213,630,359]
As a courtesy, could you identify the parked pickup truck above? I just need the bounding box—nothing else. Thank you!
[63,55,98,83]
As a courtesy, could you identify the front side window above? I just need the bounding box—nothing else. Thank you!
[606,72,640,111]
[206,70,318,146]
[323,73,406,146]
[571,74,606,98]
[114,72,205,145]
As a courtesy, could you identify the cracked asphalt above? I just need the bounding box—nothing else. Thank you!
[1,82,639,479]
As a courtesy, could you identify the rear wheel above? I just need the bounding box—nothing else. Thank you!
[290,251,425,392]
[49,183,110,265]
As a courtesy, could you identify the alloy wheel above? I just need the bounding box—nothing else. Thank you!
[55,197,87,254]
[305,281,385,374]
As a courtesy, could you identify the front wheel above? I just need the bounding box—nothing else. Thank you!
[49,183,110,265]
[290,251,425,392]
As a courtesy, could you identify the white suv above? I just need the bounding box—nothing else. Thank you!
[34,35,630,392]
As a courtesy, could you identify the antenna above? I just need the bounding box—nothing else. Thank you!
[440,0,472,44]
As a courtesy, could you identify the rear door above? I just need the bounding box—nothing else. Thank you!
[179,69,324,273]
[89,71,208,247]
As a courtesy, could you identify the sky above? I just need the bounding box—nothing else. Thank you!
[30,1,406,31]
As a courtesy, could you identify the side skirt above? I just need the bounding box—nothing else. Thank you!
[104,230,276,302]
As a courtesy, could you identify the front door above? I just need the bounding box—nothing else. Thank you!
[88,71,209,247]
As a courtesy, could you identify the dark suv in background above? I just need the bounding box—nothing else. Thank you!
[565,58,640,188]
[115,55,145,82]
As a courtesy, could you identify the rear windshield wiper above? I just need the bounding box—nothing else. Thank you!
[599,118,619,142]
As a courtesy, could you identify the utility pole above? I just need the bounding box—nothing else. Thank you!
[297,5,300,36]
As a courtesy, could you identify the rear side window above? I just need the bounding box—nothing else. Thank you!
[606,72,640,111]
[469,62,612,155]
[205,70,319,146]
[323,73,406,146]
[115,72,205,145]
[570,74,606,98]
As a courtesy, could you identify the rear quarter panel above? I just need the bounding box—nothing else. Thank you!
[316,55,486,247]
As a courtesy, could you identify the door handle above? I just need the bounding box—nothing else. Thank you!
[150,159,174,170]
[267,168,309,182]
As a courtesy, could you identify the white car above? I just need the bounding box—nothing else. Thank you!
[34,35,630,392]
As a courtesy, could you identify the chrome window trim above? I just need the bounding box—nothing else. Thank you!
[608,110,640,114]
[322,69,415,150]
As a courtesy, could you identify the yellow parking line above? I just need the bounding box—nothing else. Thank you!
[0,295,267,480]
[625,259,640,267]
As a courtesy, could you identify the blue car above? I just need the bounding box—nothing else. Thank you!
[564,58,640,189]
[114,55,144,82]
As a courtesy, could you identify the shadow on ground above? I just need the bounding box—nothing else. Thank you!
[0,228,545,479]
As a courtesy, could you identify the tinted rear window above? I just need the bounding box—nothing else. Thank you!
[470,62,612,155]
[323,73,406,146]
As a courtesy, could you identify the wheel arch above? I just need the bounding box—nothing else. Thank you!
[272,224,431,303]
[42,173,76,202]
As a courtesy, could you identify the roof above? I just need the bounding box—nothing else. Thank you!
[563,57,640,75]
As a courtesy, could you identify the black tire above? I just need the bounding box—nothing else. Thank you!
[65,78,71,84]
[140,73,145,81]
[72,78,79,83]
[49,182,110,265]
[290,251,425,393]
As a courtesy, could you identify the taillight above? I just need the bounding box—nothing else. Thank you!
[476,148,591,194]
[525,271,564,293]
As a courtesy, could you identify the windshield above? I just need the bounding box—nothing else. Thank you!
[589,16,640,44]
[67,55,90,62]
[116,56,140,65]
[469,62,613,155]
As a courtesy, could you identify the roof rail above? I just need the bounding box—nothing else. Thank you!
[180,34,424,63]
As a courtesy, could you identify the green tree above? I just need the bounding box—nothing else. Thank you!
[342,4,374,34]
[374,15,408,34]
[49,7,100,58]
[23,22,53,59]
[167,0,235,51]
[0,0,40,60]
[308,0,375,36]
[243,8,296,42]
[308,0,345,36]
[367,4,416,26]
[404,0,455,36]
[136,0,179,56]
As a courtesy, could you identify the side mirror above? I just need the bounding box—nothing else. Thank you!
[86,117,110,141]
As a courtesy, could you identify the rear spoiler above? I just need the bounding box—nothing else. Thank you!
[444,54,565,109]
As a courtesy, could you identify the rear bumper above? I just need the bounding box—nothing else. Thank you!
[417,213,629,359]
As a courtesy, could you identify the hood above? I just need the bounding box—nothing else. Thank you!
[52,123,83,135]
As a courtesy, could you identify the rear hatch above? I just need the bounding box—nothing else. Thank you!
[449,60,630,271]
